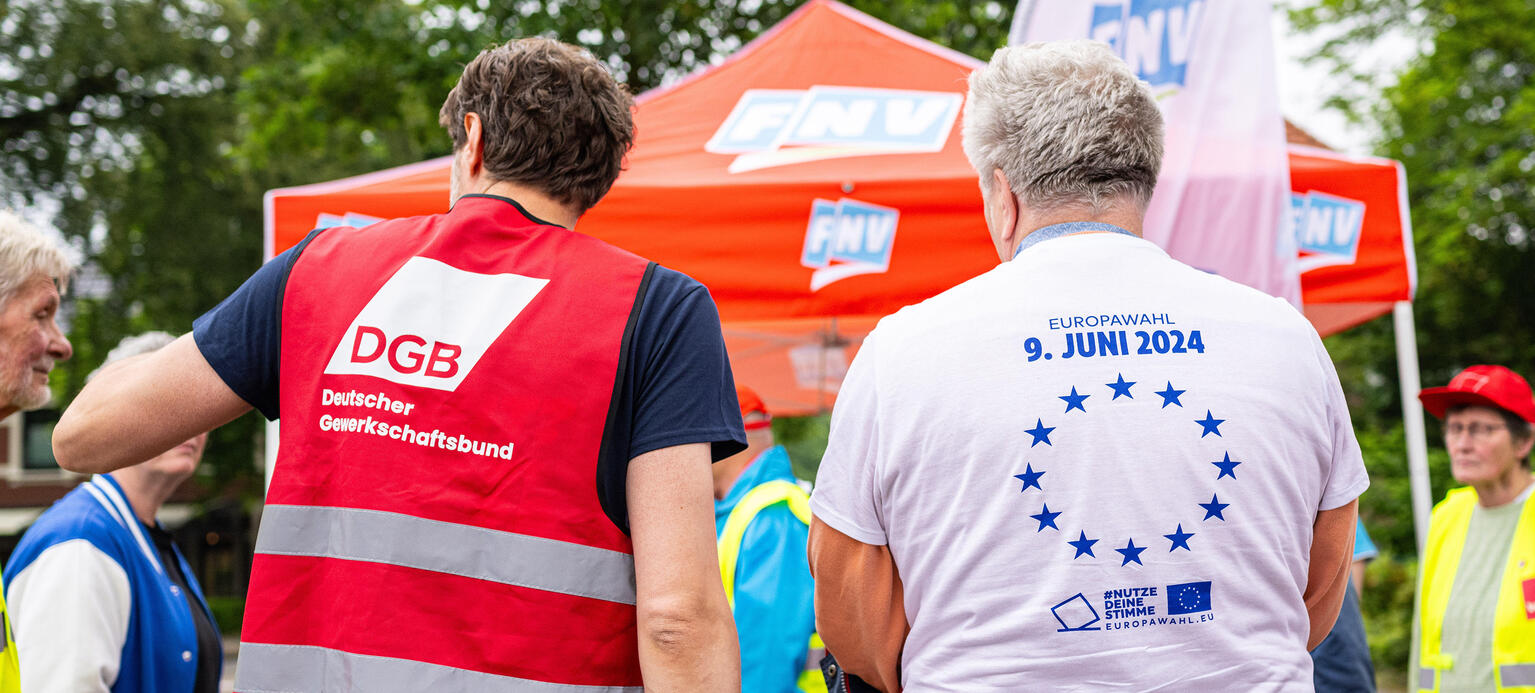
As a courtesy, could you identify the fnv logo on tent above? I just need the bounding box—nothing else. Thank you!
[705,86,962,173]
[802,198,898,291]
[315,212,383,229]
[1088,0,1206,94]
[324,257,547,391]
[1291,191,1367,273]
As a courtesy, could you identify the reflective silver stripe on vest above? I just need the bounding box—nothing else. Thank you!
[1503,663,1535,687]
[236,643,643,693]
[1419,667,1435,690]
[805,647,825,672]
[256,504,636,604]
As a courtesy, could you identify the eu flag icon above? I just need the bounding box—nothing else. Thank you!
[1166,581,1212,615]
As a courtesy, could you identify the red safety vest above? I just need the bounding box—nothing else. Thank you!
[236,194,650,692]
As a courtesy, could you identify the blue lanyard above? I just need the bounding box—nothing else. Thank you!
[1012,222,1137,259]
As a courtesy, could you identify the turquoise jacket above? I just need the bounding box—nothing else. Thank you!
[715,446,817,693]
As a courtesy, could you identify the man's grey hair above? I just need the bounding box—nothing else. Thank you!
[89,331,176,383]
[962,40,1164,214]
[0,209,74,306]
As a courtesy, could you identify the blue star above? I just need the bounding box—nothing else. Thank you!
[1106,373,1136,400]
[1154,381,1186,408]
[1059,386,1090,413]
[1116,538,1147,566]
[1199,494,1230,521]
[1195,410,1226,437]
[1025,418,1056,447]
[1212,452,1242,480]
[1164,524,1195,551]
[1013,463,1045,492]
[1029,503,1062,532]
[1068,530,1098,559]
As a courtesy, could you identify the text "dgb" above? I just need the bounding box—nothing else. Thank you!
[349,326,461,378]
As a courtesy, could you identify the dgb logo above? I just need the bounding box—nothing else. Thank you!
[324,257,548,391]
[1088,0,1206,94]
[706,86,962,173]
[801,198,899,291]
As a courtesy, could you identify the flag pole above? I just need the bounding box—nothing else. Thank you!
[1393,300,1431,555]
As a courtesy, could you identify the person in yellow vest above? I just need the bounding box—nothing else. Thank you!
[716,385,824,693]
[1415,365,1535,692]
[0,209,77,691]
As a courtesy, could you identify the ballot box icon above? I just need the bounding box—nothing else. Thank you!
[1052,593,1102,632]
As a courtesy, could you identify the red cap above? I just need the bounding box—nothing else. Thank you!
[736,384,772,430]
[1418,365,1535,423]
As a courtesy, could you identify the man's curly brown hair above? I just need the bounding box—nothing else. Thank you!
[439,38,635,214]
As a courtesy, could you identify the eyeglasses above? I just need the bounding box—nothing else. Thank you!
[1444,422,1508,440]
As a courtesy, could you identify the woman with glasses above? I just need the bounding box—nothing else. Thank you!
[1412,365,1535,693]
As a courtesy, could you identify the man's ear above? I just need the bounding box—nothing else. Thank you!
[462,112,485,178]
[992,168,1018,245]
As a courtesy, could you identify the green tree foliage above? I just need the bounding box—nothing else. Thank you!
[1294,0,1535,438]
[1294,0,1535,683]
[1294,0,1535,551]
[2,0,263,486]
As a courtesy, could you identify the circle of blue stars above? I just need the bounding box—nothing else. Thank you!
[1009,372,1245,568]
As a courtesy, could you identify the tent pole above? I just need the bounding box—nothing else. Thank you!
[1393,300,1431,555]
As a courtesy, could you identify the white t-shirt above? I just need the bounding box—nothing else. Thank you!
[811,231,1368,692]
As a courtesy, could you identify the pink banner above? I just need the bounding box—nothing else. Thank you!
[1014,0,1301,304]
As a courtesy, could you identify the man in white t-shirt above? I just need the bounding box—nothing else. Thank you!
[807,41,1366,692]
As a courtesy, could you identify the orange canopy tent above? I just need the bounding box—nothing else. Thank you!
[264,0,1415,415]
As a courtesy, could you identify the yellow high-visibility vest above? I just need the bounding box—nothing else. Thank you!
[0,576,20,692]
[1417,486,1535,692]
[718,479,827,693]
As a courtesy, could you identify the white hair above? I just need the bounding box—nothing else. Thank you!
[89,331,176,382]
[0,209,75,306]
[961,40,1164,214]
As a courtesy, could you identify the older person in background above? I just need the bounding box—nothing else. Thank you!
[5,332,220,693]
[1413,365,1534,693]
[714,385,821,692]
[0,209,75,691]
[807,41,1363,691]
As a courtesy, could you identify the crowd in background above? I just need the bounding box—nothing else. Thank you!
[0,30,1529,693]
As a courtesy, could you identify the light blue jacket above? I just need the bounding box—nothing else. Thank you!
[715,446,817,693]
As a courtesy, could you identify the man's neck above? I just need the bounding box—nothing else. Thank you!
[1010,203,1144,258]
[1474,469,1535,508]
[110,468,181,525]
[460,181,580,229]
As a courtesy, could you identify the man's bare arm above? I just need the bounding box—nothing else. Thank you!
[54,334,250,474]
[627,442,740,691]
[1304,498,1358,650]
[808,515,907,693]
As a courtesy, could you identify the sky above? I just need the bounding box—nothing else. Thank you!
[1272,3,1419,156]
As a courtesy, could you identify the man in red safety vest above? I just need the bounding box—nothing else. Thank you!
[55,37,745,692]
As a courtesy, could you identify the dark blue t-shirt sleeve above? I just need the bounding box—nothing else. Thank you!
[626,266,747,462]
[191,243,304,421]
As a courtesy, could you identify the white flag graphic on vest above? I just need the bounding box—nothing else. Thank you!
[1010,0,1301,304]
[324,256,548,392]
